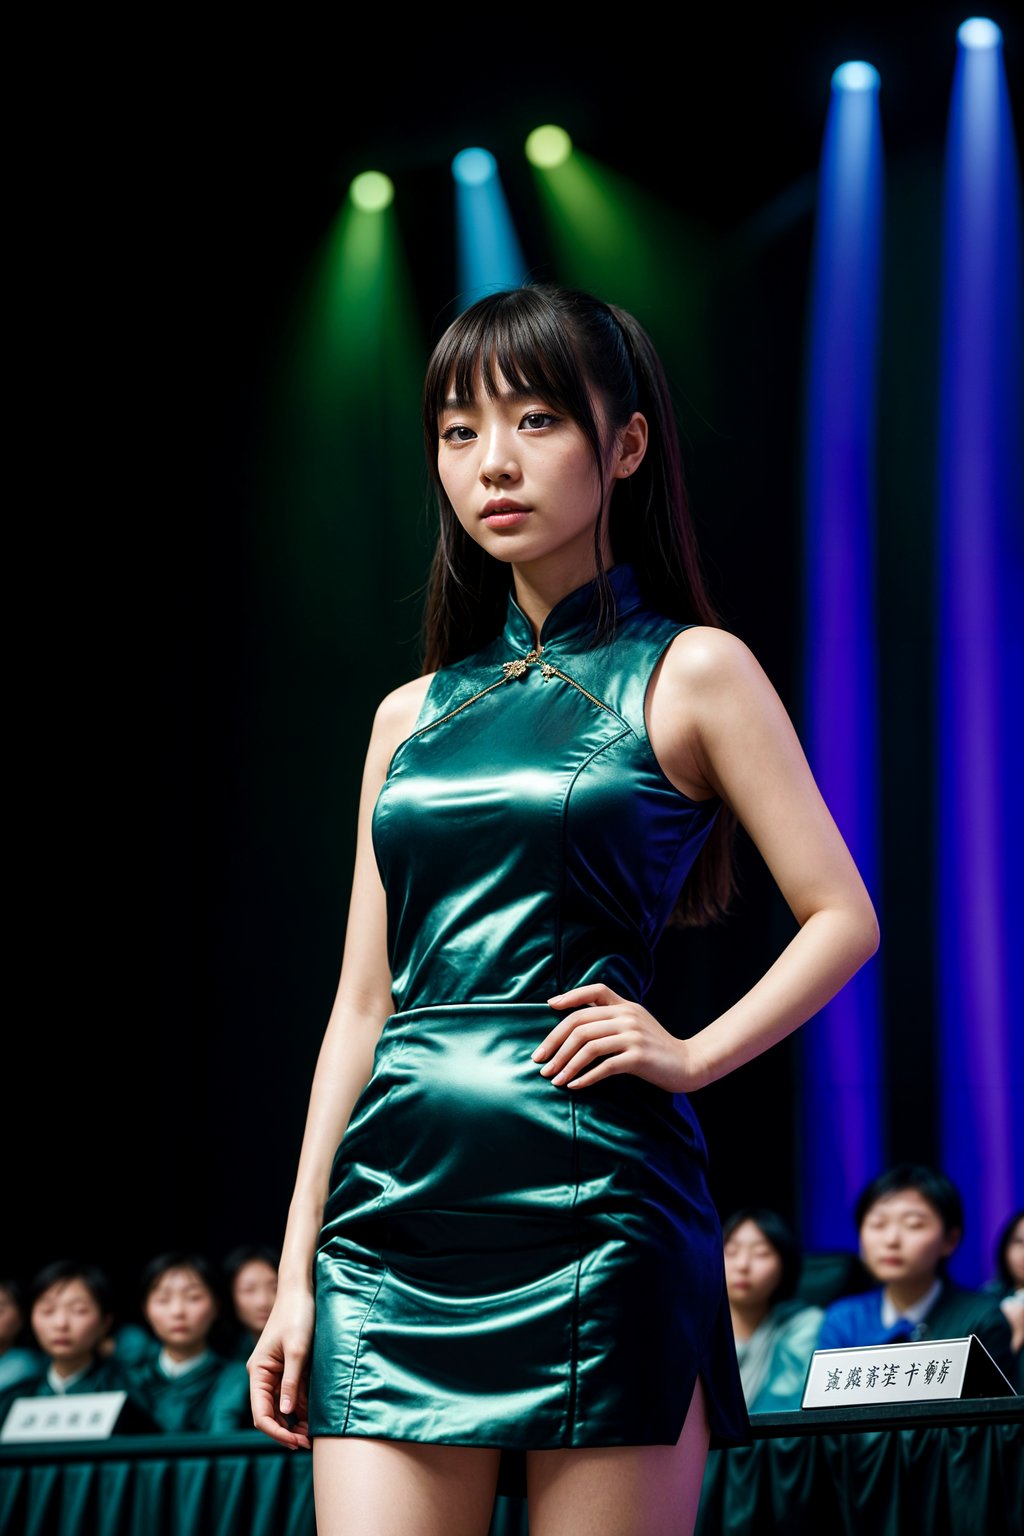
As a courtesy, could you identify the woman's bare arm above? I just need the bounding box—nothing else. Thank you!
[649,625,880,1087]
[248,671,432,1444]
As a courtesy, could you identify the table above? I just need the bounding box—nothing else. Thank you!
[1,1398,1020,1535]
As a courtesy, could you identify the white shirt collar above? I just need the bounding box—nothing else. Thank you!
[880,1276,943,1328]
[46,1361,93,1394]
[157,1346,213,1378]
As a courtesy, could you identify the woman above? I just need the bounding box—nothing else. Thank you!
[0,1261,129,1428]
[983,1210,1024,1376]
[0,1278,44,1397]
[722,1208,823,1412]
[125,1252,252,1433]
[248,283,880,1536]
[222,1245,280,1362]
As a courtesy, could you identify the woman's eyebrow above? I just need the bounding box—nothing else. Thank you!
[441,387,542,412]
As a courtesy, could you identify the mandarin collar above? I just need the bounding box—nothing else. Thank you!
[501,563,644,653]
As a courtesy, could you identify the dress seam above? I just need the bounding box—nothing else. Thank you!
[553,727,630,994]
[340,1270,388,1434]
[338,1034,408,1433]
[554,731,627,1446]
[565,1094,583,1445]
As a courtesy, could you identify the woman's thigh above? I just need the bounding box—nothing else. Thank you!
[312,1435,502,1536]
[525,1375,711,1536]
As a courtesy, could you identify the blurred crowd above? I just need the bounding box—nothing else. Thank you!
[723,1167,1021,1410]
[0,1245,278,1434]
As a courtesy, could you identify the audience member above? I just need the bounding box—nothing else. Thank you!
[723,1208,823,1411]
[982,1209,1024,1388]
[817,1165,1015,1379]
[221,1245,279,1362]
[0,1261,132,1427]
[123,1253,253,1433]
[0,1278,44,1395]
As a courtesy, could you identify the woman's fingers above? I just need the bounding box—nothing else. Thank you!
[549,1034,626,1085]
[533,1003,622,1063]
[537,1015,621,1076]
[279,1342,308,1416]
[531,983,689,1091]
[249,1345,312,1450]
[547,982,623,1009]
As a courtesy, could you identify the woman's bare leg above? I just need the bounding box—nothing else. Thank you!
[525,1375,711,1536]
[312,1436,502,1536]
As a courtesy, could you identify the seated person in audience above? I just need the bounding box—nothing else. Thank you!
[102,1315,161,1367]
[817,1164,1015,1378]
[0,1278,45,1395]
[94,1281,160,1368]
[124,1252,254,1433]
[221,1245,279,1362]
[723,1207,824,1412]
[0,1260,131,1426]
[982,1209,1024,1388]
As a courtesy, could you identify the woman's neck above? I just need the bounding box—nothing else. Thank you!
[883,1275,940,1315]
[511,549,615,647]
[729,1300,771,1342]
[50,1352,93,1379]
[160,1339,209,1365]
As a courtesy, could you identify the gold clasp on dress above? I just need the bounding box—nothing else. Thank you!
[501,646,543,681]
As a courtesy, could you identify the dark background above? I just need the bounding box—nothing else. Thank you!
[8,8,1017,1323]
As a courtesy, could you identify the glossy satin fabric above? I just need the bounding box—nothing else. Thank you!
[309,562,750,1452]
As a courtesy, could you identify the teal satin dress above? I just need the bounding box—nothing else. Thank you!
[309,561,749,1457]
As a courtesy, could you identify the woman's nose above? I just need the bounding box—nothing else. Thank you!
[480,431,521,483]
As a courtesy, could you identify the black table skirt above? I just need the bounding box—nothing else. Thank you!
[1,1400,1021,1536]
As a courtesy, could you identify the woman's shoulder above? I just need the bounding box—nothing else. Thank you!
[659,624,773,695]
[773,1301,825,1342]
[774,1299,825,1324]
[370,673,437,757]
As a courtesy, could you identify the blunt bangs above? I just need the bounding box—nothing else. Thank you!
[424,291,601,455]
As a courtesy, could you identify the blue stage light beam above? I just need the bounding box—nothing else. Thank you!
[798,63,886,1249]
[937,18,1024,1285]
[452,147,528,307]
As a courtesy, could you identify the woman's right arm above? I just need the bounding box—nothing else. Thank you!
[248,673,433,1448]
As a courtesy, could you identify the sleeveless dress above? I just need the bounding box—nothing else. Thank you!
[308,561,750,1458]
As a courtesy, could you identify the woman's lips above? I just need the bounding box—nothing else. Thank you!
[482,510,531,527]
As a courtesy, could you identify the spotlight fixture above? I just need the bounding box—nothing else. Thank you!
[350,171,394,212]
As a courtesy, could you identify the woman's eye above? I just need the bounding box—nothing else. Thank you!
[522,411,557,430]
[440,424,475,443]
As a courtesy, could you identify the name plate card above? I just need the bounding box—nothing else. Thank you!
[0,1391,129,1442]
[802,1334,1014,1409]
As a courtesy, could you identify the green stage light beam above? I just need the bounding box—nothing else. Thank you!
[258,187,430,682]
[529,147,715,440]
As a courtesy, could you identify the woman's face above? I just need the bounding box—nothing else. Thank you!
[31,1279,109,1363]
[1004,1217,1024,1286]
[436,364,624,578]
[0,1287,23,1350]
[144,1267,218,1351]
[858,1189,958,1286]
[724,1220,784,1310]
[232,1260,277,1335]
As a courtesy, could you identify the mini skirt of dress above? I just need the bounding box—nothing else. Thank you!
[308,564,750,1457]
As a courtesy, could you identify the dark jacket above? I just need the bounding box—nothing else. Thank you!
[818,1278,1015,1380]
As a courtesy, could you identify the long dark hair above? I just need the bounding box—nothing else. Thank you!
[419,282,737,926]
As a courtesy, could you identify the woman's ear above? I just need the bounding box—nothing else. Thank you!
[613,411,648,479]
[940,1226,962,1259]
